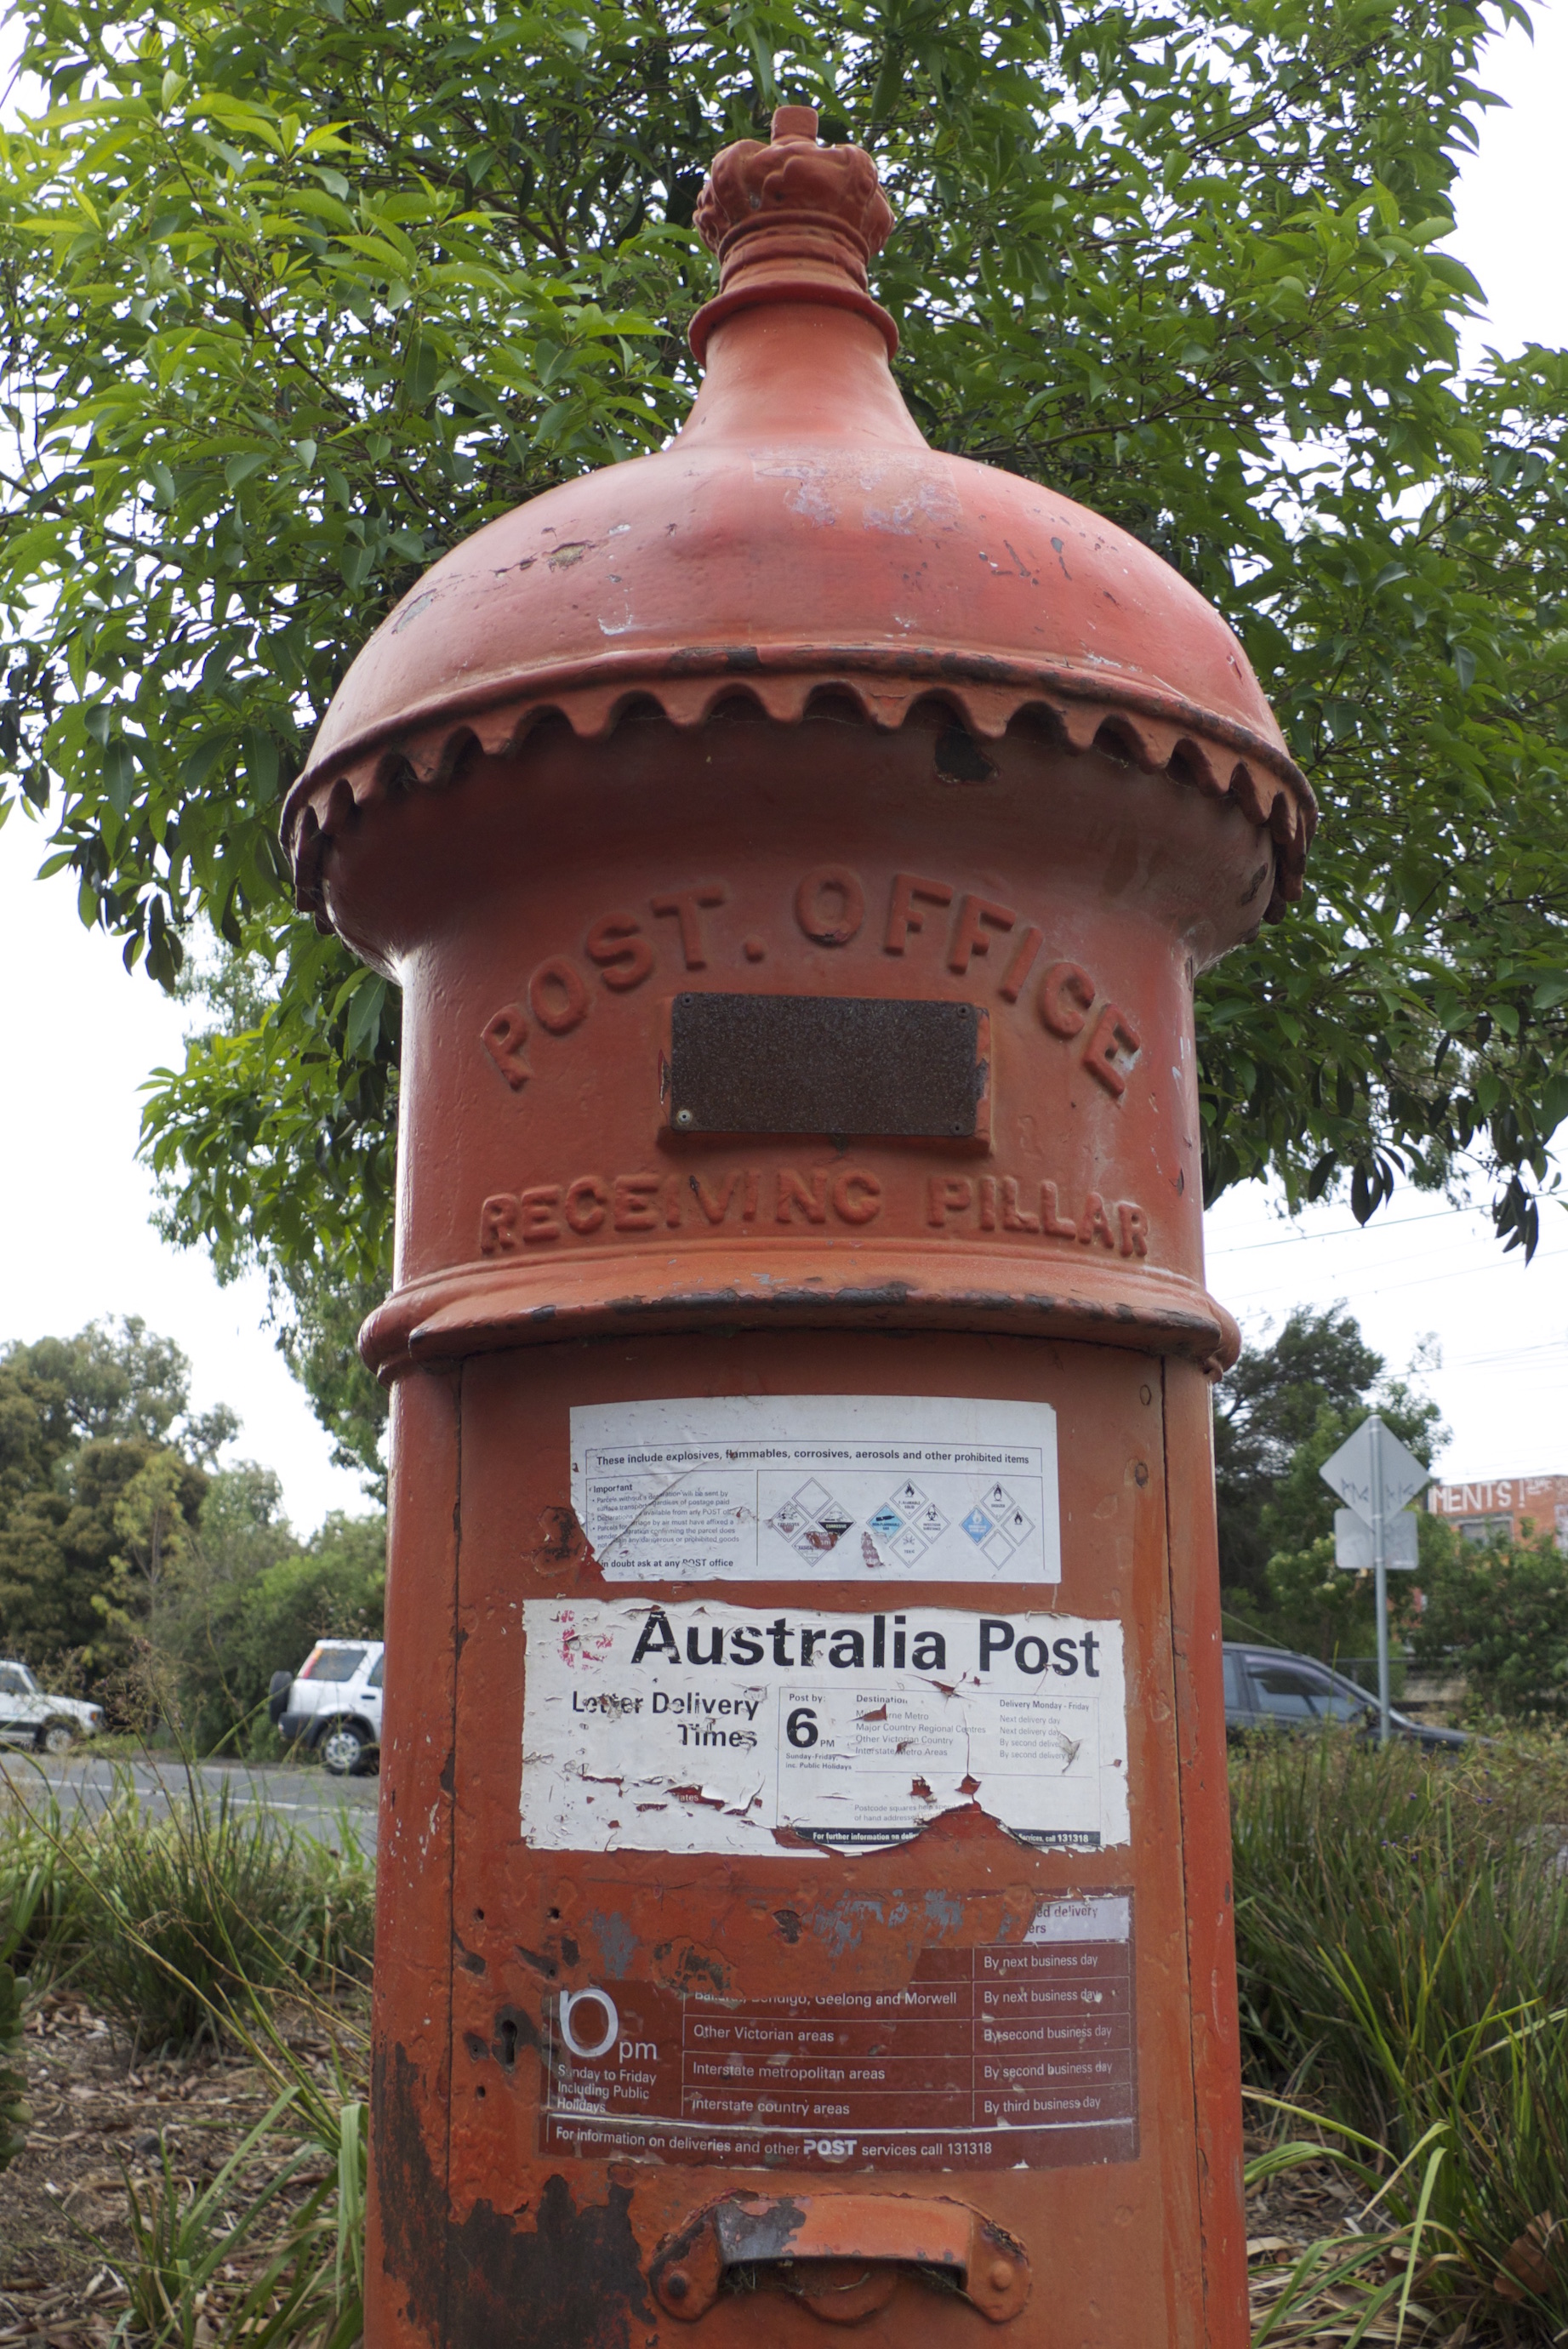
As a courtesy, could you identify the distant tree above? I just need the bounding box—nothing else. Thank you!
[96,1452,192,1645]
[0,1323,385,1735]
[160,1469,385,1750]
[1410,1523,1568,1716]
[160,952,388,1490]
[158,1460,301,1745]
[0,1320,223,1673]
[1215,1305,1386,1602]
[1215,1303,1445,1659]
[237,1512,386,1703]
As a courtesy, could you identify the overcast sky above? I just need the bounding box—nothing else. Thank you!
[3,5,1567,1528]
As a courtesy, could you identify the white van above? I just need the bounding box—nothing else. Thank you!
[0,1660,104,1753]
[269,1639,384,1776]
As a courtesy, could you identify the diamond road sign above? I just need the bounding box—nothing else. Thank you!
[1334,1507,1419,1572]
[1320,1416,1431,1530]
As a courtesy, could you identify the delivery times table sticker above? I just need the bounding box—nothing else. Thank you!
[520,1597,1128,1855]
[568,1394,1059,1583]
[540,1894,1137,2175]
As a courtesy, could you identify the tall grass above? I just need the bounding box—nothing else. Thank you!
[1,1763,373,2052]
[3,1760,372,2344]
[1233,1730,1568,2331]
[117,2089,367,2349]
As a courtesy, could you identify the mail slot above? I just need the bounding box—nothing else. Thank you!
[283,102,1314,2349]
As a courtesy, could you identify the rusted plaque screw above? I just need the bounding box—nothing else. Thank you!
[664,2270,691,2303]
[989,2261,1014,2291]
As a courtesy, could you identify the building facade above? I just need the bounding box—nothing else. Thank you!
[1427,1474,1568,1549]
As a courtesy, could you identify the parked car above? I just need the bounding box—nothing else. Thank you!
[269,1639,384,1776]
[1223,1643,1467,1752]
[0,1659,104,1754]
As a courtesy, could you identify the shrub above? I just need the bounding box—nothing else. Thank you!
[1233,1730,1568,2326]
[2,1766,374,2053]
[0,1878,35,2172]
[1411,1523,1568,1718]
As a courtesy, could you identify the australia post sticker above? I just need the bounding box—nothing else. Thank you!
[568,1395,1060,1583]
[520,1597,1127,1856]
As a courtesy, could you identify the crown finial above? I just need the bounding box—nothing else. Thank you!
[769,104,820,141]
[689,107,897,362]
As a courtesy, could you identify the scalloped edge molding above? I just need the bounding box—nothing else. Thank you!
[284,648,1315,930]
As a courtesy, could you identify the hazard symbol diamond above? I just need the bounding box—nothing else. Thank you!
[770,1480,853,1559]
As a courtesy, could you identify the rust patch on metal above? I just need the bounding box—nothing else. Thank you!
[650,1939,733,1996]
[537,1503,587,1565]
[375,2043,650,2348]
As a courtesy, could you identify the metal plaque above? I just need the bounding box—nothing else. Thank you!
[665,993,989,1139]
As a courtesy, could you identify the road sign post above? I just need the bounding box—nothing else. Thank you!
[1320,1415,1432,1744]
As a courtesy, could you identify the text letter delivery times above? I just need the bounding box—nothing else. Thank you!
[540,1896,1137,2175]
[521,1599,1128,1855]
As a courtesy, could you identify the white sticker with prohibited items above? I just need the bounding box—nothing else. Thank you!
[569,1394,1060,1583]
[521,1597,1127,1856]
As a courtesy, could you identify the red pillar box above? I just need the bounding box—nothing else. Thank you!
[284,105,1313,2349]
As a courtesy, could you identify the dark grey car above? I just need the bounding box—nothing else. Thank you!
[1223,1644,1468,1753]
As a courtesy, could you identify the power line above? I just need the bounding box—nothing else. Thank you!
[1445,1338,1568,1371]
[1220,1234,1568,1308]
[1208,1203,1490,1256]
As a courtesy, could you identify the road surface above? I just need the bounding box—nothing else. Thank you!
[0,1749,379,1851]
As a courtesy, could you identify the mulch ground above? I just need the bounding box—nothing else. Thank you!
[0,1992,357,2347]
[0,1999,1518,2346]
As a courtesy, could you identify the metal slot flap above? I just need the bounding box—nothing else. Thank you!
[650,2191,1030,2325]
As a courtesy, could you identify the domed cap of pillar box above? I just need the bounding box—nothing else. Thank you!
[284,107,1313,925]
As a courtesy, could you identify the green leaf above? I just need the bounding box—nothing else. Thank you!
[222,450,271,491]
[101,737,137,815]
[344,975,387,1059]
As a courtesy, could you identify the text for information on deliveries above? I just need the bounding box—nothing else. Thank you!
[540,1895,1137,2174]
